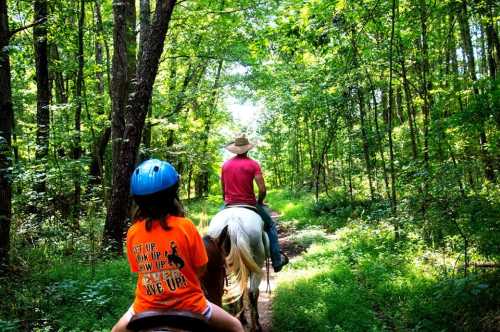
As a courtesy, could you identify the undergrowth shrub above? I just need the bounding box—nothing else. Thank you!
[0,258,134,331]
[273,222,500,332]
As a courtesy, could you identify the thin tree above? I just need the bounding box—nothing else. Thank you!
[33,0,50,194]
[388,0,398,236]
[349,25,375,201]
[0,0,46,267]
[72,0,85,222]
[419,0,431,197]
[195,59,224,198]
[0,0,12,270]
[139,0,153,153]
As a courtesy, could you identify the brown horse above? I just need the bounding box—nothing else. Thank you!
[201,234,227,307]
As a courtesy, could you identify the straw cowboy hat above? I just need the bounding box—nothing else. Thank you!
[225,134,254,154]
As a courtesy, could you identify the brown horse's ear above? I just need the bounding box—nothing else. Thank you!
[217,226,228,246]
[217,226,230,255]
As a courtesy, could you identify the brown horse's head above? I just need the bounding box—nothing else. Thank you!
[201,227,229,307]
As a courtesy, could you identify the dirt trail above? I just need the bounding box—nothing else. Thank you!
[256,213,308,332]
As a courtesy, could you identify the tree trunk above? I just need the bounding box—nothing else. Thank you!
[139,0,152,154]
[0,0,12,270]
[484,20,500,129]
[72,0,85,222]
[88,0,112,184]
[51,45,67,104]
[396,86,405,124]
[485,22,497,80]
[33,0,50,194]
[420,0,431,180]
[398,41,418,160]
[142,107,152,154]
[388,0,398,234]
[104,0,137,253]
[11,109,18,164]
[344,104,355,203]
[172,59,207,116]
[357,88,375,200]
[139,0,151,58]
[94,1,105,96]
[368,80,391,201]
[89,126,111,183]
[350,28,375,201]
[103,0,177,255]
[480,25,488,76]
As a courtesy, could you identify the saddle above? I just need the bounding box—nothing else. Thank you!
[225,204,258,213]
[127,310,212,332]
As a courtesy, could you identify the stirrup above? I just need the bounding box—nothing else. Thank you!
[280,251,289,265]
[273,251,289,272]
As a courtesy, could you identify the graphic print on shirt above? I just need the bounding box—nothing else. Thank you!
[133,240,188,296]
[167,241,185,269]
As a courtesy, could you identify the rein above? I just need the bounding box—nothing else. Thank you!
[266,257,271,293]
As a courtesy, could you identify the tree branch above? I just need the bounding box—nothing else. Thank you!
[9,17,47,38]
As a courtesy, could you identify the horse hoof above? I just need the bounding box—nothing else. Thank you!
[250,326,262,332]
[237,312,248,326]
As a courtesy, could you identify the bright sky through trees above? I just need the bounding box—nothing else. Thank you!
[226,96,263,130]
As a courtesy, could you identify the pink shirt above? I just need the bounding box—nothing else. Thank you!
[221,155,262,205]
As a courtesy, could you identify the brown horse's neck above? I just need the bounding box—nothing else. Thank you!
[201,235,226,307]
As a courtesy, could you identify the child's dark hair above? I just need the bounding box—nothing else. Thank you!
[133,182,185,231]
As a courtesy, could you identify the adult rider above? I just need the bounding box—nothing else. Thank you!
[221,135,289,272]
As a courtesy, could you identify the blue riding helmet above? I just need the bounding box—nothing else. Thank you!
[131,159,179,196]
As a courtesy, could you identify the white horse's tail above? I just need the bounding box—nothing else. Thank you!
[225,222,263,294]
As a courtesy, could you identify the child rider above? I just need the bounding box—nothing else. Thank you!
[112,159,243,332]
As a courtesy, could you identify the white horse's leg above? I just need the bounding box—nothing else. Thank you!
[249,237,265,332]
[249,273,262,332]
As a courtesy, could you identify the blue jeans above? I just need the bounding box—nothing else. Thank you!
[255,204,282,269]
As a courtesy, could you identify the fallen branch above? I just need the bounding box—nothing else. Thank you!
[473,263,500,269]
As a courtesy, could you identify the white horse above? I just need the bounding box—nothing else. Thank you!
[206,207,270,332]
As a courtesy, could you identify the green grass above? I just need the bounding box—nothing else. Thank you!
[272,221,500,332]
[184,195,222,232]
[0,257,134,331]
[266,190,316,229]
[267,189,386,231]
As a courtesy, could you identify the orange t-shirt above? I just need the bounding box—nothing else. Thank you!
[126,215,208,314]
